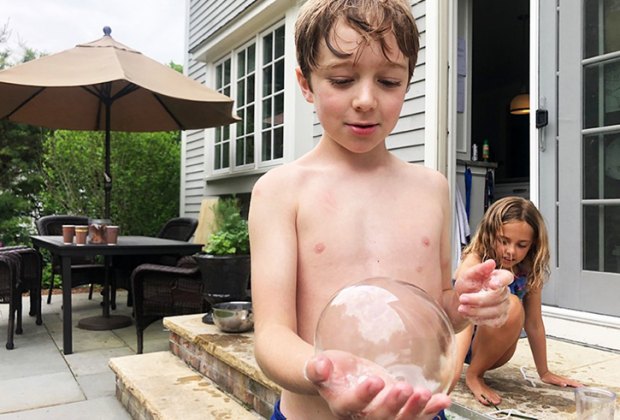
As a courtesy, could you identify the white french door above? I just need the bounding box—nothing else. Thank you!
[539,0,620,317]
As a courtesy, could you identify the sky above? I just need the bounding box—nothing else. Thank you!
[1,0,186,65]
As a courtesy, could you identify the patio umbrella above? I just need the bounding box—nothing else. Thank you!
[0,26,238,219]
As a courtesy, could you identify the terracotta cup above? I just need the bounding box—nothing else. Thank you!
[62,225,75,244]
[106,226,119,245]
[75,226,88,246]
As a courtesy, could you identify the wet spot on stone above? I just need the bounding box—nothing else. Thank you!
[176,375,202,384]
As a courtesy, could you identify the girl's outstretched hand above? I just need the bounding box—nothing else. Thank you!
[540,371,583,388]
[304,351,451,419]
[454,259,514,328]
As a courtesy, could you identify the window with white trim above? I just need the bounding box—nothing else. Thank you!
[213,22,285,173]
[214,58,231,170]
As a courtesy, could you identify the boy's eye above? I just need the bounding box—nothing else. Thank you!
[328,78,353,87]
[379,79,402,88]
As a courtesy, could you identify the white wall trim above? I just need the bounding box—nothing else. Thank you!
[424,0,439,170]
[542,305,620,351]
[529,0,540,206]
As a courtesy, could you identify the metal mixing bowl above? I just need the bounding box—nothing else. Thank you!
[211,301,253,333]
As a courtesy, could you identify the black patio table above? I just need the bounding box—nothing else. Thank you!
[30,235,203,354]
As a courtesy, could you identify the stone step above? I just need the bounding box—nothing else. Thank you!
[163,314,281,419]
[109,351,263,420]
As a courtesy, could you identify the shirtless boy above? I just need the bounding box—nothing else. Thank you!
[249,1,513,419]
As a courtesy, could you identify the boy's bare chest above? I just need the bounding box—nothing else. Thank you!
[296,179,443,266]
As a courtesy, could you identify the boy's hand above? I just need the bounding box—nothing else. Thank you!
[454,259,513,328]
[305,351,451,419]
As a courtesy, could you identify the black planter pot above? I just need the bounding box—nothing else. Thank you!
[195,254,251,324]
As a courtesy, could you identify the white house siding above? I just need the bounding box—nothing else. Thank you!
[182,0,259,218]
[182,0,429,217]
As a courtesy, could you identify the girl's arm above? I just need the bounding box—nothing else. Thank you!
[523,288,583,388]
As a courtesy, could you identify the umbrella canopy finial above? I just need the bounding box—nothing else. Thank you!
[103,26,112,36]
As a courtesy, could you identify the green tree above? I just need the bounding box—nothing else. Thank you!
[41,130,181,236]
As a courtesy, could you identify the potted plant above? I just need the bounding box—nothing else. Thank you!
[195,197,251,323]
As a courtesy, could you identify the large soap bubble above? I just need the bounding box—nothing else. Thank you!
[314,277,456,394]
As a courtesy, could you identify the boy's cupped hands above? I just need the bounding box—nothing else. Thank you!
[304,351,451,419]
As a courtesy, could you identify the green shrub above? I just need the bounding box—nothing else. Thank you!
[204,197,249,255]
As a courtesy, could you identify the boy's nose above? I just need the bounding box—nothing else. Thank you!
[352,83,377,111]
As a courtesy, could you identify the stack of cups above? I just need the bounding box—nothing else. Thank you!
[62,225,75,245]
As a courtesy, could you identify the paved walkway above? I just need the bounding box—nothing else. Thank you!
[0,291,168,419]
[1,291,619,419]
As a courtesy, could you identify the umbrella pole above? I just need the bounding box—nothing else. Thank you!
[77,98,131,331]
[104,101,112,221]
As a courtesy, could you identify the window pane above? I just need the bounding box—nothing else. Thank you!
[263,98,272,128]
[224,124,230,139]
[248,74,255,103]
[583,133,620,199]
[248,44,256,71]
[216,65,222,87]
[584,0,620,59]
[215,126,222,144]
[263,33,273,63]
[214,144,221,170]
[584,59,620,128]
[263,66,273,96]
[274,126,284,159]
[237,80,245,104]
[224,59,231,85]
[246,104,255,133]
[237,119,244,136]
[274,93,284,125]
[275,26,285,58]
[275,59,285,92]
[583,204,620,273]
[262,131,272,161]
[222,142,230,168]
[236,138,244,166]
[246,136,254,164]
[238,50,246,77]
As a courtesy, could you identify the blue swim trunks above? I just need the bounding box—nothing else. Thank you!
[271,400,446,419]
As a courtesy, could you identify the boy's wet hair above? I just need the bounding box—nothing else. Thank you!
[295,0,420,85]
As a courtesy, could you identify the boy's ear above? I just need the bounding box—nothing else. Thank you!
[295,67,314,103]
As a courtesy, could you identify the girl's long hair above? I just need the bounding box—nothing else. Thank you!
[462,197,550,291]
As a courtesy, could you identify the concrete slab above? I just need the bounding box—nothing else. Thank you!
[76,371,118,400]
[0,372,84,414]
[65,346,134,376]
[0,396,131,420]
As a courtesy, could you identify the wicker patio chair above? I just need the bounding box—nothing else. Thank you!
[112,217,199,309]
[35,215,106,304]
[0,246,43,323]
[0,247,43,349]
[131,256,204,354]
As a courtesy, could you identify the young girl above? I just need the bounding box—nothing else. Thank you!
[452,196,582,406]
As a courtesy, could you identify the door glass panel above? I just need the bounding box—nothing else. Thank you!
[583,204,620,273]
[582,1,620,275]
[584,58,620,128]
[584,0,620,59]
[584,133,620,199]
